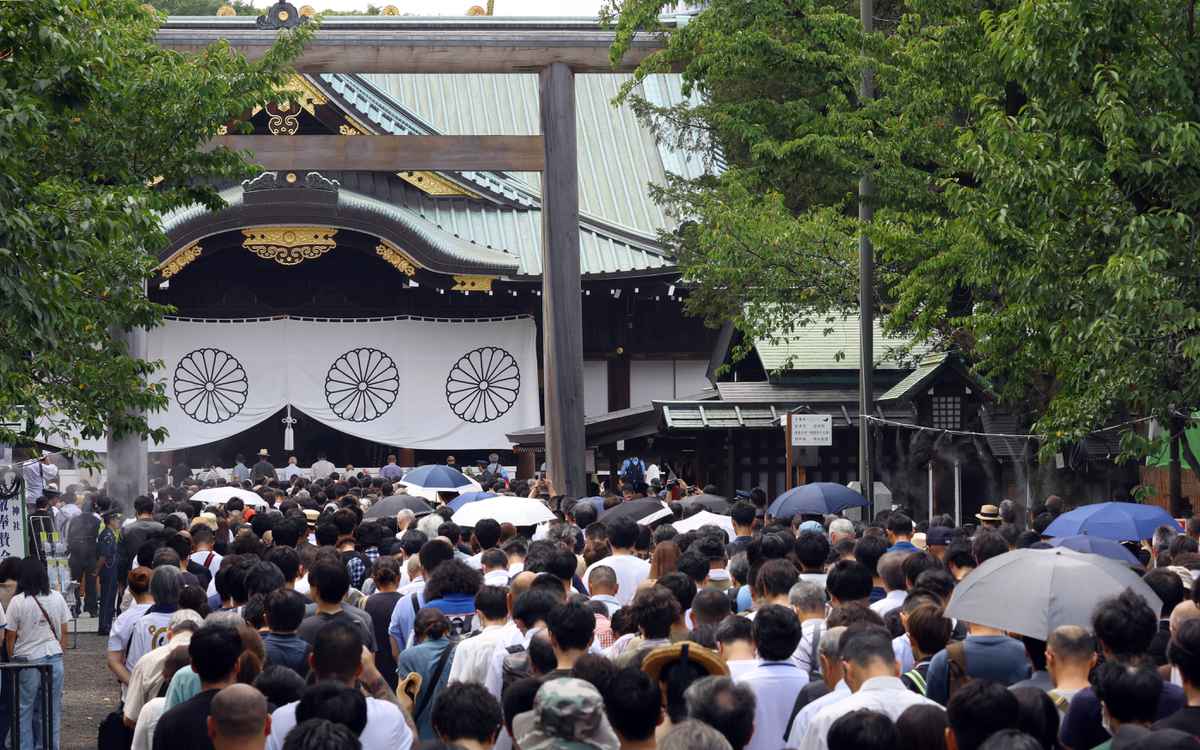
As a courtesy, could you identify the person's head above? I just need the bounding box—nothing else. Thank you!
[253,666,306,709]
[513,588,561,631]
[794,531,831,572]
[1169,617,1200,687]
[244,561,286,599]
[150,563,182,608]
[607,517,640,550]
[1046,624,1097,682]
[418,539,456,576]
[877,551,908,593]
[905,604,952,660]
[473,518,503,551]
[838,625,898,690]
[887,513,913,542]
[1092,661,1162,731]
[753,559,799,601]
[15,556,50,598]
[971,531,1008,566]
[603,667,663,744]
[1010,687,1059,750]
[714,615,755,661]
[191,624,245,686]
[945,680,1019,750]
[475,584,509,624]
[1092,588,1158,662]
[501,677,543,740]
[307,561,350,606]
[308,621,364,684]
[432,682,502,747]
[629,585,681,640]
[649,541,682,580]
[1144,568,1186,619]
[207,684,270,749]
[682,676,754,750]
[692,589,733,628]
[854,535,887,580]
[895,704,948,750]
[827,709,898,750]
[547,600,595,654]
[730,503,756,534]
[658,571,697,614]
[660,720,733,750]
[826,559,872,605]
[295,683,367,735]
[423,558,483,601]
[752,604,802,662]
[281,719,360,750]
[265,589,306,633]
[588,565,618,597]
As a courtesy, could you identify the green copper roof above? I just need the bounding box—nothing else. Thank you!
[754,314,931,372]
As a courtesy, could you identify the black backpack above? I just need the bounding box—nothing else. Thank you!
[98,710,133,750]
[67,512,101,558]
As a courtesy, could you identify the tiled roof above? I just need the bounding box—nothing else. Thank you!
[754,314,933,372]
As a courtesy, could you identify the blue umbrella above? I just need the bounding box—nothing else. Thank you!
[399,464,475,492]
[1047,535,1142,566]
[768,482,868,519]
[1043,502,1182,542]
[447,491,498,512]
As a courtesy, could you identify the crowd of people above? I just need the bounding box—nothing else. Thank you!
[10,457,1200,750]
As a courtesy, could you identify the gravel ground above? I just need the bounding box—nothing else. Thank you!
[62,628,117,750]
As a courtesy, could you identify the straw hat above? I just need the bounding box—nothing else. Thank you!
[640,642,728,683]
[976,504,1002,523]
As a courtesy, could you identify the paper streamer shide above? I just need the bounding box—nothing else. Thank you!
[79,317,539,452]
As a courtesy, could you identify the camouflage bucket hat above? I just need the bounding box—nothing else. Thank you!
[512,678,620,750]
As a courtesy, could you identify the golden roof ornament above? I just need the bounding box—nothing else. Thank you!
[299,5,316,16]
[216,4,236,15]
[381,5,400,15]
[467,5,487,15]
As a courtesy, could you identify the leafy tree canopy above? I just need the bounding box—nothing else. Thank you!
[605,0,1200,455]
[0,0,311,454]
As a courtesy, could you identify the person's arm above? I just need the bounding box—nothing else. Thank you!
[360,647,400,704]
[107,649,131,684]
[924,650,949,706]
[3,629,13,662]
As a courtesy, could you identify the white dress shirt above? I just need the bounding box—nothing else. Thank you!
[893,633,915,673]
[869,589,907,617]
[483,621,525,699]
[798,676,943,750]
[589,594,621,617]
[734,660,810,750]
[267,696,413,750]
[791,618,825,675]
[448,623,511,686]
[785,680,850,745]
[583,554,651,606]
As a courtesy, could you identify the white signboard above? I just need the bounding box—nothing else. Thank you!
[790,414,833,447]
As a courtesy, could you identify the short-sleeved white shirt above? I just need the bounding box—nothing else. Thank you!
[108,602,152,666]
[583,554,651,606]
[126,610,175,671]
[5,592,70,660]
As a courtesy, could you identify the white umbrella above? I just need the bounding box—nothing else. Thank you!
[402,480,482,505]
[190,487,268,509]
[635,506,676,527]
[670,510,735,540]
[452,497,556,527]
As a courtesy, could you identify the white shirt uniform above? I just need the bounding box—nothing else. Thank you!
[798,676,943,750]
[267,696,413,750]
[735,660,810,750]
[785,680,850,745]
[108,601,153,678]
[791,618,825,675]
[125,609,175,671]
[869,589,907,617]
[483,621,527,700]
[583,554,651,606]
[448,623,512,685]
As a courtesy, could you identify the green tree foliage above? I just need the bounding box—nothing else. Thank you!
[0,0,311,453]
[606,0,1200,451]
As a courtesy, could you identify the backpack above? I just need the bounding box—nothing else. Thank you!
[501,644,530,696]
[67,512,101,559]
[411,593,476,639]
[98,709,133,750]
[622,458,645,486]
[945,641,971,701]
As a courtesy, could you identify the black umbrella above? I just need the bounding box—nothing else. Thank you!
[681,494,731,515]
[364,494,434,519]
[599,498,673,525]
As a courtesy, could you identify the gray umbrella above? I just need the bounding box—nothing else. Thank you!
[944,547,1162,640]
[364,494,434,519]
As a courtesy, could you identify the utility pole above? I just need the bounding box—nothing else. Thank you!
[858,0,875,511]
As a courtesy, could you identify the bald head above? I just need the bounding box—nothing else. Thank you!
[1047,625,1096,664]
[207,684,270,748]
[510,570,536,600]
[1171,600,1200,633]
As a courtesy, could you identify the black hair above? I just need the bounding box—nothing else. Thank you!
[309,560,351,605]
[944,542,976,570]
[501,677,543,735]
[828,709,898,750]
[245,560,286,598]
[838,624,895,667]
[179,585,209,618]
[571,653,618,695]
[572,504,598,529]
[190,624,244,683]
[296,684,368,735]
[795,532,831,570]
[715,615,754,644]
[606,517,640,549]
[243,594,268,629]
[134,495,155,515]
[978,730,1042,750]
[731,502,756,528]
[473,519,502,550]
[683,677,754,750]
[1169,617,1200,685]
[972,531,1009,566]
[547,600,596,651]
[946,680,1020,750]
[398,530,428,557]
[754,559,799,598]
[1010,687,1060,750]
[692,589,734,626]
[527,633,557,674]
[423,558,483,601]
[901,552,941,587]
[1143,568,1186,618]
[311,621,363,681]
[827,559,873,603]
[1093,662,1162,724]
[271,517,305,549]
[658,571,697,613]
[513,588,561,629]
[630,585,681,640]
[314,524,339,547]
[886,513,913,537]
[254,665,306,708]
[662,658,707,724]
[853,535,888,576]
[752,604,802,661]
[603,668,661,742]
[432,683,502,743]
[906,604,952,658]
[545,546,578,582]
[282,719,359,750]
[16,556,49,597]
[913,568,956,602]
[266,589,307,632]
[677,551,710,585]
[895,704,948,750]
[1092,588,1158,659]
[419,540,456,575]
[481,548,508,571]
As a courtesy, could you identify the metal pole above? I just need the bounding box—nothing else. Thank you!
[857,0,875,513]
[954,460,962,527]
[927,462,934,522]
